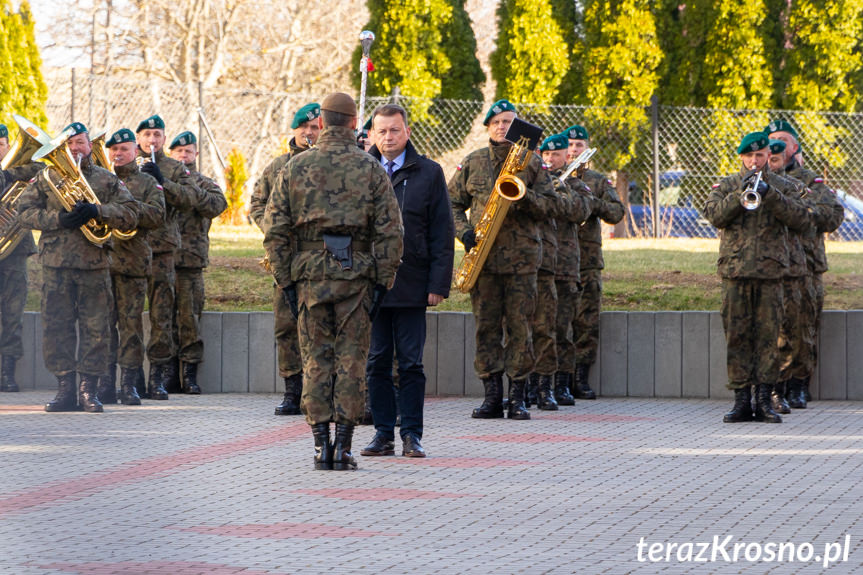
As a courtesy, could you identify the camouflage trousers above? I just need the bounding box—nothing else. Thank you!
[779,275,817,381]
[297,279,371,426]
[41,266,113,376]
[146,251,176,364]
[532,271,558,375]
[109,273,147,368]
[812,272,825,372]
[274,283,302,378]
[175,267,205,364]
[554,278,580,374]
[720,278,784,389]
[0,254,28,358]
[574,268,602,365]
[470,272,536,380]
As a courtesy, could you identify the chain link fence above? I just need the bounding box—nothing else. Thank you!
[42,68,863,240]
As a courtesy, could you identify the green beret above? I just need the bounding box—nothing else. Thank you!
[0,124,7,139]
[106,128,136,148]
[565,125,589,141]
[358,117,372,138]
[765,119,798,140]
[483,99,517,126]
[291,103,321,130]
[540,133,568,152]
[736,132,769,154]
[768,139,786,155]
[136,114,165,133]
[65,122,88,137]
[169,131,197,149]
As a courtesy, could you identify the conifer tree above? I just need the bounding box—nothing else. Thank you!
[17,1,48,125]
[0,0,19,128]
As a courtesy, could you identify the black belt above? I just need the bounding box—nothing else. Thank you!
[298,240,372,251]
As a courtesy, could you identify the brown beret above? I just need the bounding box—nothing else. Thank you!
[321,92,357,117]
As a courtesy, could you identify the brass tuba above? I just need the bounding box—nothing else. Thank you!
[0,115,53,261]
[90,130,137,240]
[32,131,112,245]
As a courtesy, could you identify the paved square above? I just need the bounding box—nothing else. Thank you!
[1,392,862,574]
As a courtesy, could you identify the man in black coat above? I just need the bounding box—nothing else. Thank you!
[361,104,454,458]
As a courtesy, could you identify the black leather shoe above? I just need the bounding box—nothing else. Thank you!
[360,434,395,456]
[402,434,426,458]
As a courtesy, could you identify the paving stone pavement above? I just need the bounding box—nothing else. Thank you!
[1,392,863,574]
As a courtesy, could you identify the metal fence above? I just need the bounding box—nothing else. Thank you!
[43,68,863,240]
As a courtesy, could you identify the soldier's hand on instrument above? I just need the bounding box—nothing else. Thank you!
[140,161,165,185]
[58,206,87,229]
[283,284,299,319]
[461,229,477,252]
[73,201,100,222]
[369,284,387,320]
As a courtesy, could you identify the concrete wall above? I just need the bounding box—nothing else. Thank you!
[16,310,863,399]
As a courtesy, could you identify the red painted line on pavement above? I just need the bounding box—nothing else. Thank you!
[391,457,541,468]
[293,487,482,500]
[0,405,45,412]
[37,561,292,574]
[540,413,658,422]
[169,522,397,539]
[458,433,616,442]
[0,422,308,517]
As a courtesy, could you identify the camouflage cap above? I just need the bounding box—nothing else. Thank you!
[768,139,787,155]
[291,103,321,129]
[565,125,589,141]
[540,133,568,152]
[136,114,166,133]
[65,122,88,137]
[169,130,197,149]
[765,119,798,140]
[0,124,7,139]
[736,132,769,154]
[106,128,136,148]
[483,99,517,126]
[321,92,356,117]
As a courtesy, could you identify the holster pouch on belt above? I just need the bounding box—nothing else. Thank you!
[323,233,353,270]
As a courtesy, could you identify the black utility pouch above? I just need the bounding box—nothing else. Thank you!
[323,234,353,270]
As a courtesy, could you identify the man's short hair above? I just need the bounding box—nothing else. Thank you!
[321,109,353,127]
[372,104,408,126]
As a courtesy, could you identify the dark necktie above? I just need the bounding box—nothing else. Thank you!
[386,160,395,179]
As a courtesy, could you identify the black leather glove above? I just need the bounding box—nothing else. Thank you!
[461,229,477,253]
[74,201,100,222]
[283,284,299,319]
[369,283,387,320]
[140,161,165,185]
[58,207,86,229]
[755,180,769,196]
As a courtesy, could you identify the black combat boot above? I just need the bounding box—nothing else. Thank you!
[507,377,531,420]
[723,386,753,423]
[1,356,19,392]
[181,361,201,394]
[166,356,182,393]
[332,423,358,471]
[573,363,597,399]
[537,374,559,411]
[118,367,142,405]
[786,377,807,409]
[148,363,169,400]
[554,372,575,406]
[803,377,812,403]
[136,366,148,399]
[471,373,504,419]
[525,373,539,408]
[45,373,79,412]
[311,423,333,470]
[754,384,782,423]
[96,364,118,405]
[360,387,374,425]
[772,380,791,414]
[274,374,302,415]
[78,373,104,413]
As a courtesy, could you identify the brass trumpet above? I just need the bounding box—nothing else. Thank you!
[741,170,763,211]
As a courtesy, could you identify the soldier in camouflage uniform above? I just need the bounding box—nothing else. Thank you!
[169,131,228,394]
[100,128,166,406]
[135,114,204,399]
[450,99,558,421]
[263,93,402,471]
[566,125,624,399]
[540,133,600,407]
[0,123,45,392]
[250,102,320,415]
[17,122,138,412]
[703,132,810,424]
[766,120,845,408]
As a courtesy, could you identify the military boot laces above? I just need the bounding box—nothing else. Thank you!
[771,381,791,414]
[786,377,807,409]
[332,423,358,471]
[78,374,104,413]
[274,374,302,415]
[554,372,575,406]
[537,374,559,411]
[507,377,531,420]
[723,386,754,423]
[148,363,169,400]
[45,373,79,412]
[525,373,539,408]
[311,423,333,470]
[573,363,596,399]
[181,361,201,394]
[754,384,782,423]
[96,364,118,405]
[1,356,19,392]
[118,367,142,406]
[471,373,504,419]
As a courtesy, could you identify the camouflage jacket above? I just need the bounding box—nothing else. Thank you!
[250,138,308,230]
[263,125,403,288]
[449,140,558,275]
[137,147,203,254]
[549,169,600,280]
[1,162,44,258]
[783,162,845,274]
[578,169,624,272]
[17,156,138,270]
[703,170,810,280]
[176,166,228,269]
[110,161,166,277]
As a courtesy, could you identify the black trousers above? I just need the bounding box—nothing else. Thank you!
[366,307,426,440]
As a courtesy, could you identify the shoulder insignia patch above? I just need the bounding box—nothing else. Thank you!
[711,183,720,189]
[156,185,164,190]
[184,168,190,175]
[456,164,463,171]
[606,179,613,185]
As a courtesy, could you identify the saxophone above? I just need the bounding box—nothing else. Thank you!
[453,136,531,293]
